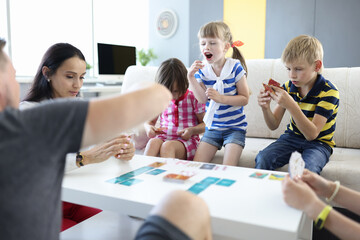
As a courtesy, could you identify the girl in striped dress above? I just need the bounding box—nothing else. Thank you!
[188,21,250,166]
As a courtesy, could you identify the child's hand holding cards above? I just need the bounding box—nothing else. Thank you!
[289,151,305,178]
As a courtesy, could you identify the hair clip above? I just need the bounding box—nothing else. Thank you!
[231,40,244,48]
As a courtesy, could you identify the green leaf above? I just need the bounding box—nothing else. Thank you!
[137,48,157,66]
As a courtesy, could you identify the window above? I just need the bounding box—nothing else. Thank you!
[92,0,149,77]
[0,0,9,54]
[3,0,149,77]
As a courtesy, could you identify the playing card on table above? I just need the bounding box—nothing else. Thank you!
[289,151,305,178]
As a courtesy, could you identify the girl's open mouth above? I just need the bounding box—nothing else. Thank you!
[205,52,213,60]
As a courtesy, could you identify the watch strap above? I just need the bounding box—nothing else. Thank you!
[315,205,332,230]
[76,152,84,167]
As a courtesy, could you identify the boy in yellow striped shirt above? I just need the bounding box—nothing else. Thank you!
[256,35,339,174]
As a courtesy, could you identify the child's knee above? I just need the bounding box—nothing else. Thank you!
[147,138,162,147]
[255,150,272,169]
[304,162,325,175]
[160,141,174,153]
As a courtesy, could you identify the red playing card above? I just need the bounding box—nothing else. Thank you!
[268,78,281,87]
[262,83,274,93]
[263,78,281,93]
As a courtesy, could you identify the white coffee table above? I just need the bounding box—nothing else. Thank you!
[62,155,312,240]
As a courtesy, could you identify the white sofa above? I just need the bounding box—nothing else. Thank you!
[122,59,360,192]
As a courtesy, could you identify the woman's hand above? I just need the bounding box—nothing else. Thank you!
[301,169,336,199]
[282,175,321,216]
[114,135,135,161]
[282,174,327,220]
[81,135,135,164]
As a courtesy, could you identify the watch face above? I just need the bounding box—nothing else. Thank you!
[156,9,178,38]
[315,219,323,229]
[76,154,83,161]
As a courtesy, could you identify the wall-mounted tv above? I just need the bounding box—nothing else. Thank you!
[97,43,136,82]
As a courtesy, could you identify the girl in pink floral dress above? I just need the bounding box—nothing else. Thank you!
[144,58,205,160]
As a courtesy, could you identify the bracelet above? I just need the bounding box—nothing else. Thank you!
[315,205,332,230]
[76,152,84,167]
[326,180,340,203]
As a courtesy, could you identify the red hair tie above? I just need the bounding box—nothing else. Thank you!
[231,40,244,48]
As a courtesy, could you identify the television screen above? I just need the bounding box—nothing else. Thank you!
[97,43,136,75]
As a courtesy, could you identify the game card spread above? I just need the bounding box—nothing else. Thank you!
[146,169,166,175]
[269,173,285,181]
[148,162,166,168]
[119,178,143,186]
[188,183,209,195]
[107,166,155,184]
[216,179,236,187]
[188,177,237,194]
[289,151,305,178]
[249,172,269,179]
[200,163,216,170]
[163,172,195,183]
[200,177,220,185]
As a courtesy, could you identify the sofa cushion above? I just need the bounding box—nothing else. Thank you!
[122,60,360,193]
[212,138,360,192]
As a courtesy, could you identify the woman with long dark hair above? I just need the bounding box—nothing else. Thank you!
[21,43,135,231]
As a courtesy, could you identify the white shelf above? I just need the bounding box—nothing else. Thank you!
[80,85,122,93]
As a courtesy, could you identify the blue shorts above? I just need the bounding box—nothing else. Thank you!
[201,129,246,150]
[135,215,191,240]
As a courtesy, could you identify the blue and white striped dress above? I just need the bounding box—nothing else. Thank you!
[195,58,247,132]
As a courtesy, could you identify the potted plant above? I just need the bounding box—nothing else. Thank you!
[86,62,92,76]
[137,48,157,66]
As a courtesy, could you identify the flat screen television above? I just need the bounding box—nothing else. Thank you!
[97,43,136,82]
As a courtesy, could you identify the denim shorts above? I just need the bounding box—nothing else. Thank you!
[201,129,246,150]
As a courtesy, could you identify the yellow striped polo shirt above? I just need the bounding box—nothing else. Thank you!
[283,74,339,148]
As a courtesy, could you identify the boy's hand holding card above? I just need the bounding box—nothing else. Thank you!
[289,151,305,178]
[263,78,281,94]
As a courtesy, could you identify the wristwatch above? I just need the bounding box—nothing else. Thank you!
[76,152,84,167]
[315,205,332,230]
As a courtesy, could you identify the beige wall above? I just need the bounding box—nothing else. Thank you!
[224,0,266,59]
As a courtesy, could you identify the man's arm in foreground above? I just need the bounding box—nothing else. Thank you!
[81,83,171,149]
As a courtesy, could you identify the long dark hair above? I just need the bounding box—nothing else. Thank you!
[23,43,86,102]
[155,58,189,96]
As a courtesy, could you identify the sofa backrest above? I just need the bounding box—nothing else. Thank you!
[122,59,360,149]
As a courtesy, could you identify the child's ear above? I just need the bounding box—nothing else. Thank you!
[224,42,231,53]
[314,60,322,72]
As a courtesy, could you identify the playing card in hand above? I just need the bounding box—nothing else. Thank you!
[289,151,305,178]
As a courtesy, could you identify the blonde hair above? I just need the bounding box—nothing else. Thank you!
[281,35,324,73]
[198,21,248,74]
